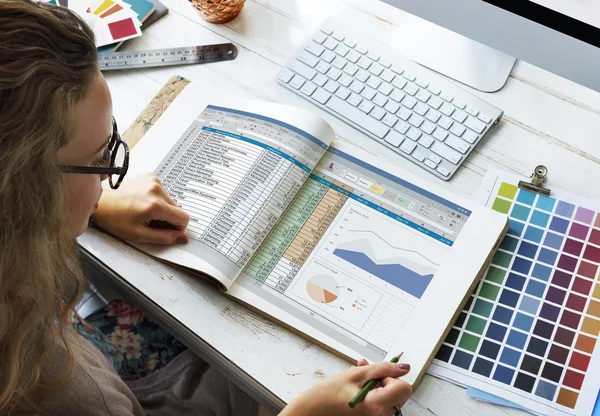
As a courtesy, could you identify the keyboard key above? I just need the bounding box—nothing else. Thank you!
[432,127,448,141]
[462,130,478,144]
[313,74,329,87]
[384,101,400,114]
[394,120,410,134]
[335,87,351,100]
[338,74,353,87]
[406,127,422,141]
[358,100,374,114]
[346,50,361,63]
[465,116,486,133]
[369,63,384,76]
[355,45,368,55]
[440,92,453,102]
[421,121,436,135]
[453,100,466,110]
[428,85,441,95]
[465,106,479,117]
[438,116,453,130]
[315,61,330,74]
[347,93,362,107]
[449,123,466,137]
[439,102,455,116]
[451,109,467,123]
[300,82,317,96]
[397,107,411,121]
[425,110,441,123]
[326,96,389,138]
[384,131,404,147]
[408,114,424,128]
[298,52,319,67]
[446,134,470,154]
[357,56,372,70]
[380,69,395,83]
[312,32,327,44]
[289,61,316,80]
[311,88,331,104]
[399,140,417,155]
[323,38,338,50]
[327,68,342,80]
[389,89,405,103]
[335,44,350,57]
[428,96,443,110]
[396,107,412,121]
[416,89,431,103]
[352,70,368,84]
[366,77,382,89]
[418,135,434,148]
[369,106,385,121]
[349,80,365,94]
[324,80,339,93]
[278,68,294,83]
[343,63,358,76]
[478,113,493,124]
[320,27,333,35]
[412,151,426,162]
[437,166,451,177]
[361,87,376,101]
[321,50,336,63]
[424,159,438,169]
[367,51,379,61]
[382,113,397,127]
[403,83,418,96]
[402,96,417,109]
[305,42,325,56]
[289,75,305,89]
[373,93,388,107]
[403,72,416,81]
[332,31,344,41]
[377,82,393,96]
[428,154,442,164]
[391,64,404,75]
[344,39,357,48]
[332,56,347,70]
[392,77,407,90]
[415,79,428,88]
[379,58,392,68]
[414,103,429,116]
[431,141,462,164]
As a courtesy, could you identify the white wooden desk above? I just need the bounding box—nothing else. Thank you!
[78,0,600,414]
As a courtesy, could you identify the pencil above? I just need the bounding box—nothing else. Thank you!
[348,353,404,408]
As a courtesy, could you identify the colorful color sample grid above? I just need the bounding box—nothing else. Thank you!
[429,175,600,416]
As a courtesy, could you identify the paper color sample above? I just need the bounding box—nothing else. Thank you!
[429,170,600,416]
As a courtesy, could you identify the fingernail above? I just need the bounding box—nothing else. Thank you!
[397,363,411,371]
[176,237,187,244]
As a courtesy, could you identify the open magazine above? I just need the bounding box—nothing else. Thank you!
[127,82,507,385]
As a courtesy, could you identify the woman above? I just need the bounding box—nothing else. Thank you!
[0,1,412,415]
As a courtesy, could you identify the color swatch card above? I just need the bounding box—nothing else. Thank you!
[45,0,144,47]
[429,169,600,416]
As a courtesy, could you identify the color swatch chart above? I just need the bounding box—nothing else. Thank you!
[429,171,600,416]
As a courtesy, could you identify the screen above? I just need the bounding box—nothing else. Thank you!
[529,0,600,29]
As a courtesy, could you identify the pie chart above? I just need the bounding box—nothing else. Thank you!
[306,274,340,304]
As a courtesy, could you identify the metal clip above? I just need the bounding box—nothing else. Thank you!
[518,165,551,196]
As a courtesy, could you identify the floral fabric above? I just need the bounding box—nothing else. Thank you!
[74,299,187,381]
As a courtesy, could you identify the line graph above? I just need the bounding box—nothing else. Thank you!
[345,230,440,267]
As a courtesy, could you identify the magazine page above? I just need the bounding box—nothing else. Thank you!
[126,82,335,289]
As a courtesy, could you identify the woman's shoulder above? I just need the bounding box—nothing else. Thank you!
[38,335,145,416]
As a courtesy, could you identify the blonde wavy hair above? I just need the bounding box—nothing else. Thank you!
[0,1,99,413]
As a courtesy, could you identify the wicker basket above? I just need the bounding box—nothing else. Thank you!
[189,0,245,24]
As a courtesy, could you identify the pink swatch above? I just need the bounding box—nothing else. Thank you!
[108,18,136,41]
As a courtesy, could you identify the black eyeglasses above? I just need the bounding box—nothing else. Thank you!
[59,117,129,189]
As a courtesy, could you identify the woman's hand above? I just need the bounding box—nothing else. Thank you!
[281,358,412,416]
[91,172,190,245]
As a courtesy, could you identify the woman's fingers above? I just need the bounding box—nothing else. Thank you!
[365,378,412,413]
[352,361,411,384]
